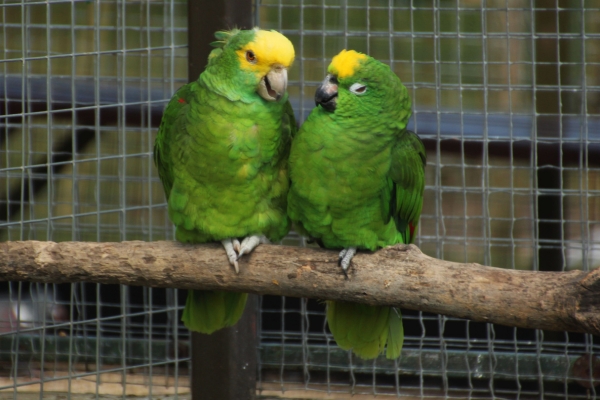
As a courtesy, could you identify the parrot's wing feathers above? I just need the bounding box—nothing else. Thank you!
[388,130,426,244]
[153,83,193,199]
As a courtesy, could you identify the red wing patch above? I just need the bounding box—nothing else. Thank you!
[409,222,416,241]
[178,98,186,104]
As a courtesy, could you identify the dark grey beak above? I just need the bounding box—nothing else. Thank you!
[315,74,338,112]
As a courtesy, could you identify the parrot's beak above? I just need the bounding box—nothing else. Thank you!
[315,74,338,112]
[257,65,288,102]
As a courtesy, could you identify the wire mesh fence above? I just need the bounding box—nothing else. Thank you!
[0,0,599,399]
[259,0,600,398]
[1,0,190,397]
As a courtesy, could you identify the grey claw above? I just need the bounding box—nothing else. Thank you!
[233,239,241,254]
[236,235,269,260]
[338,247,357,278]
[221,239,240,273]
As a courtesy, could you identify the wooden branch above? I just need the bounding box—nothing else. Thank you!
[1,240,599,335]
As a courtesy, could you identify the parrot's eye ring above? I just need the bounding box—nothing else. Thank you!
[349,83,367,95]
[246,50,257,63]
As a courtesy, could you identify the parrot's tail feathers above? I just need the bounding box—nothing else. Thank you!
[350,343,384,360]
[326,301,403,360]
[182,290,248,334]
[385,307,404,360]
[222,291,248,327]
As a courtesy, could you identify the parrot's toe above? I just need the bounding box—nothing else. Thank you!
[233,239,241,254]
[236,235,270,260]
[338,247,357,278]
[221,239,240,274]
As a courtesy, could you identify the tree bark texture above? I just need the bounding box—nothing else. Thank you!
[1,240,598,335]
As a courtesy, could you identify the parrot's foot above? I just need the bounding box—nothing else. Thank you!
[221,239,240,274]
[222,235,270,273]
[235,235,270,260]
[338,247,357,278]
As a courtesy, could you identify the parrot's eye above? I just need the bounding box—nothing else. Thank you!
[349,83,367,95]
[246,50,257,63]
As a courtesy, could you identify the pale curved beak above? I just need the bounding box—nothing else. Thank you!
[257,65,288,102]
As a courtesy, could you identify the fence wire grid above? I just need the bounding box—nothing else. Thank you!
[1,0,599,399]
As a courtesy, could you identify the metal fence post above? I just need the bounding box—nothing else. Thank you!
[188,1,257,399]
[534,8,567,273]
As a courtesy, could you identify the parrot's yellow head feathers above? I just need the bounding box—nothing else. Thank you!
[237,29,295,76]
[328,50,368,79]
[203,29,295,103]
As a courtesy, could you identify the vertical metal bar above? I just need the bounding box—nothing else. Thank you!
[188,1,256,399]
[534,3,568,397]
[93,3,102,396]
[297,1,310,392]
[505,4,522,399]
[188,0,253,82]
[144,2,154,394]
[534,3,562,274]
[192,295,258,400]
[432,1,448,397]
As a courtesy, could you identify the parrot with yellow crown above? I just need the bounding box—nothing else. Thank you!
[154,28,296,334]
[288,50,426,359]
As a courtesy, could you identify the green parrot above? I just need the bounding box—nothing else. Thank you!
[154,28,296,334]
[287,50,426,359]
